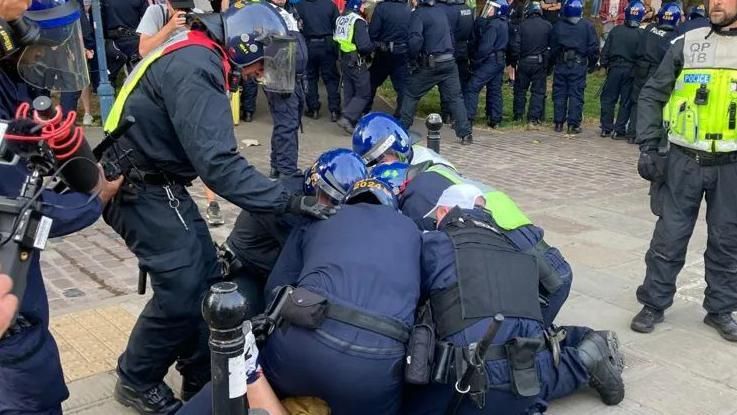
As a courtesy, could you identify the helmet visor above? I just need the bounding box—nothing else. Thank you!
[261,34,296,94]
[481,1,498,17]
[17,20,89,92]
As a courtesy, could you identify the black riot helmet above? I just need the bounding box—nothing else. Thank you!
[525,1,543,17]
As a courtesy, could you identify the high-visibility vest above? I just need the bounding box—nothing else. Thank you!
[104,30,230,133]
[333,12,364,53]
[426,164,532,231]
[663,27,737,153]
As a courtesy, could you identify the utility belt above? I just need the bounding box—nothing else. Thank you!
[607,57,633,68]
[672,144,737,167]
[340,51,368,68]
[105,26,139,40]
[558,50,584,65]
[420,53,455,68]
[377,41,407,54]
[265,286,411,343]
[520,54,544,64]
[307,35,332,42]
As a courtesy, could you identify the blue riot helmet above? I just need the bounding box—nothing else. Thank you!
[16,0,90,92]
[344,178,399,210]
[352,113,412,167]
[346,0,364,11]
[561,0,584,23]
[525,1,543,17]
[624,1,646,27]
[687,4,706,19]
[481,0,510,18]
[304,149,368,204]
[303,164,318,196]
[195,2,297,93]
[656,2,681,29]
[370,162,410,195]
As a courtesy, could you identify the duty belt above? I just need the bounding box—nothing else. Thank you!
[378,41,407,53]
[307,35,332,42]
[521,54,544,64]
[673,144,737,166]
[105,26,138,40]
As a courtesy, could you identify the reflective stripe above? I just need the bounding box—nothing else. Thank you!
[334,13,362,53]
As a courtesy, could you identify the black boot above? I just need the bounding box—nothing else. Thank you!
[336,117,354,135]
[180,373,210,402]
[330,111,340,122]
[114,380,182,414]
[243,112,253,123]
[442,113,453,124]
[486,118,498,129]
[269,168,280,179]
[460,134,473,145]
[577,330,625,406]
[704,313,737,342]
[305,109,319,119]
[630,306,664,333]
[567,125,582,135]
[611,131,628,141]
[554,123,564,132]
[600,129,611,137]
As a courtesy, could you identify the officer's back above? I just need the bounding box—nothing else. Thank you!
[551,16,597,57]
[472,14,508,64]
[438,0,460,37]
[409,2,455,58]
[517,12,552,58]
[101,0,148,30]
[296,0,339,37]
[637,22,677,65]
[601,22,641,66]
[453,0,475,55]
[369,0,411,44]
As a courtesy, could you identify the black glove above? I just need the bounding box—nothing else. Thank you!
[287,195,337,220]
[0,19,19,58]
[250,313,273,348]
[637,150,667,182]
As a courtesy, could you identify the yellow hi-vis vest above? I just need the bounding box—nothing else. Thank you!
[426,164,532,231]
[104,30,230,133]
[663,27,737,153]
[333,12,364,53]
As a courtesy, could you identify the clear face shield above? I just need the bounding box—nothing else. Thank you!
[261,34,297,94]
[481,1,499,17]
[17,10,90,92]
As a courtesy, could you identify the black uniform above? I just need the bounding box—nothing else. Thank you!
[101,0,147,81]
[402,1,471,140]
[368,0,411,117]
[296,0,342,117]
[337,11,374,127]
[599,22,642,136]
[438,0,474,120]
[627,22,677,138]
[465,14,509,125]
[510,12,552,123]
[676,16,710,34]
[103,43,293,399]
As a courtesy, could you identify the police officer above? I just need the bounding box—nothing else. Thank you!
[437,0,474,124]
[676,4,710,34]
[404,184,625,415]
[264,0,308,179]
[334,0,374,134]
[464,0,509,129]
[101,0,148,81]
[367,0,411,118]
[549,0,599,134]
[296,0,342,121]
[262,178,422,415]
[101,4,334,412]
[626,2,680,140]
[231,0,262,123]
[509,1,552,128]
[403,0,473,143]
[371,161,410,195]
[631,0,737,342]
[598,1,644,139]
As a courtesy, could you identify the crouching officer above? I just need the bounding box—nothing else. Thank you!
[464,0,510,129]
[404,184,626,415]
[598,1,644,139]
[402,0,473,144]
[101,4,334,413]
[367,0,411,118]
[627,2,681,140]
[509,1,552,128]
[261,179,423,415]
[223,149,367,318]
[334,0,375,134]
[631,0,737,342]
[549,0,599,134]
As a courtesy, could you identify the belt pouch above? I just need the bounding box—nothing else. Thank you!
[505,337,542,397]
[405,321,435,384]
[280,287,328,329]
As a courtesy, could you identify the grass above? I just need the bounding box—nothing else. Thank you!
[378,68,607,129]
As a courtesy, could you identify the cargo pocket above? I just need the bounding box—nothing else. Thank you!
[649,181,667,217]
[280,287,329,329]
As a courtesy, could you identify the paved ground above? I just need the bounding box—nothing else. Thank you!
[43,100,737,414]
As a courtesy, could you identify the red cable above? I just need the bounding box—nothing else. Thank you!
[5,103,84,160]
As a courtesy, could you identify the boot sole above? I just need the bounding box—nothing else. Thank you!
[703,316,737,342]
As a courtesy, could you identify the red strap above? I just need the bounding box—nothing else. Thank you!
[162,30,232,91]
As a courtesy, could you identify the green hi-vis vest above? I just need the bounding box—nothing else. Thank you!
[333,12,363,53]
[104,30,229,133]
[663,27,737,153]
[426,164,532,231]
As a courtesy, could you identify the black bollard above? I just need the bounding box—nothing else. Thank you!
[203,281,249,415]
[425,113,443,154]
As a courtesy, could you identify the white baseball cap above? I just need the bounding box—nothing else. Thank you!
[424,183,484,218]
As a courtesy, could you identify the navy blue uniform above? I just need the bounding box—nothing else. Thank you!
[338,12,374,125]
[101,0,147,81]
[510,14,552,123]
[262,204,422,415]
[0,165,102,414]
[401,3,471,139]
[400,170,572,326]
[241,78,259,117]
[438,1,475,119]
[368,0,411,118]
[676,16,710,34]
[103,40,293,393]
[550,17,599,128]
[297,0,342,115]
[404,209,590,415]
[599,23,641,135]
[464,15,509,124]
[626,22,676,137]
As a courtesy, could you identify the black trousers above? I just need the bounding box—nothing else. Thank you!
[305,40,341,113]
[513,60,547,122]
[637,148,737,314]
[627,65,655,136]
[599,64,633,133]
[368,50,409,117]
[340,58,371,123]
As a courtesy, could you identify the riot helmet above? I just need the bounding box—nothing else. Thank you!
[561,0,584,23]
[344,178,399,209]
[481,0,510,17]
[688,4,707,19]
[624,1,647,27]
[304,149,368,204]
[370,162,410,195]
[352,112,412,167]
[656,2,682,29]
[525,1,543,17]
